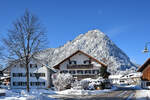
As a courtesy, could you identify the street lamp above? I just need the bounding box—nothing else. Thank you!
[143,42,150,53]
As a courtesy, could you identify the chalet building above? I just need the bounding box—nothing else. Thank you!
[54,50,107,80]
[3,59,54,89]
[137,58,150,89]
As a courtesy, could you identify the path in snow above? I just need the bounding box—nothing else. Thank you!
[44,90,136,100]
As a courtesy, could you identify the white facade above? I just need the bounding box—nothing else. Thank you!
[10,60,50,89]
[58,52,104,79]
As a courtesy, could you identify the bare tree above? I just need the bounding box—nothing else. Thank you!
[0,33,4,68]
[3,10,47,92]
[0,47,3,68]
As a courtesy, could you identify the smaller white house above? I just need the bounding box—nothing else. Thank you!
[4,58,53,89]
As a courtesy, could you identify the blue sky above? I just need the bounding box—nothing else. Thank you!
[0,0,150,65]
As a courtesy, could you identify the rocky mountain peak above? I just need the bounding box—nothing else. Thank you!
[84,29,105,39]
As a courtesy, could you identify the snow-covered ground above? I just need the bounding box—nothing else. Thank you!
[0,89,57,100]
[56,87,117,96]
[2,87,150,100]
[0,87,117,100]
[135,90,150,100]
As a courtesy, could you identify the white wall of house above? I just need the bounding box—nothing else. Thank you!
[60,53,101,70]
[10,61,50,89]
[59,52,102,76]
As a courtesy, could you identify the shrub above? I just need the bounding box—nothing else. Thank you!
[52,73,74,91]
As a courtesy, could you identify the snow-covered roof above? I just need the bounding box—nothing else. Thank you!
[108,75,123,79]
[109,72,142,79]
[0,76,10,80]
[122,72,142,78]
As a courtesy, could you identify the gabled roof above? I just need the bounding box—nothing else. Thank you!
[53,50,107,69]
[2,57,54,72]
[137,58,150,72]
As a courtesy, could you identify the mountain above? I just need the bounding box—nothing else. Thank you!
[36,29,137,74]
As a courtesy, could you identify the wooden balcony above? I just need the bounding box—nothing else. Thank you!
[67,64,93,69]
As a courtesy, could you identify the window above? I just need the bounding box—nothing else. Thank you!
[30,82,45,86]
[13,82,16,86]
[13,82,27,86]
[69,60,76,65]
[30,73,35,77]
[69,61,72,64]
[40,73,45,77]
[12,73,26,77]
[85,70,91,74]
[83,60,91,64]
[69,70,76,74]
[61,70,68,73]
[13,73,16,77]
[30,64,38,68]
[18,73,22,77]
[74,61,77,64]
[77,70,83,74]
[30,64,32,68]
[30,82,36,86]
[92,70,95,74]
[146,82,150,86]
[30,73,45,77]
[91,70,99,74]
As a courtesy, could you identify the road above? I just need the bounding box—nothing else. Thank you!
[43,89,136,100]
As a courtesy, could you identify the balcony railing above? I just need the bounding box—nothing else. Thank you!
[67,64,93,69]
